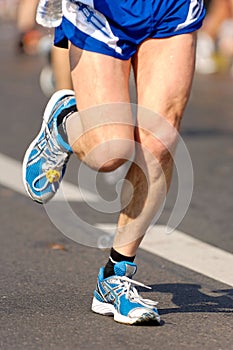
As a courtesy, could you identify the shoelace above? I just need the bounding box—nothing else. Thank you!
[42,123,68,172]
[115,275,158,309]
[32,121,69,192]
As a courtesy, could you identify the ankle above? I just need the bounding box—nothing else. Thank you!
[104,247,135,278]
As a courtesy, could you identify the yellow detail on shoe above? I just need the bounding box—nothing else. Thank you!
[46,169,61,183]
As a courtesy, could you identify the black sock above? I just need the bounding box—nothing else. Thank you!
[57,105,77,143]
[104,247,135,278]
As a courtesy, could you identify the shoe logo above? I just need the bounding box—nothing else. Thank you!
[98,280,122,307]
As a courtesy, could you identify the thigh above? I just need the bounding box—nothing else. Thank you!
[69,45,135,169]
[69,44,133,135]
[70,44,132,110]
[133,33,197,129]
[132,33,197,161]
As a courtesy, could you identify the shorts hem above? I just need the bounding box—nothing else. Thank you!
[54,17,133,60]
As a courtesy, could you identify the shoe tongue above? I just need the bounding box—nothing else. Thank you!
[114,261,137,278]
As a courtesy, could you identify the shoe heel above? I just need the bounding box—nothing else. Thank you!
[91,297,114,316]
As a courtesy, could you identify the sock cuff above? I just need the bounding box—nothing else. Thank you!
[110,247,135,263]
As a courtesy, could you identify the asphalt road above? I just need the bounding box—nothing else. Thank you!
[0,20,232,350]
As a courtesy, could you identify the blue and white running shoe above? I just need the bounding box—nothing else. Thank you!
[22,89,77,203]
[92,261,160,325]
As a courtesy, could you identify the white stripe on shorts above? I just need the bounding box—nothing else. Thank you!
[62,0,122,55]
[175,0,204,32]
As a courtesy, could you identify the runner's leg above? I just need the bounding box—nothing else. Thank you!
[52,46,73,90]
[66,45,135,172]
[113,33,197,255]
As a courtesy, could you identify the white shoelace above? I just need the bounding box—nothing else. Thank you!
[32,122,69,192]
[42,123,68,172]
[114,275,158,309]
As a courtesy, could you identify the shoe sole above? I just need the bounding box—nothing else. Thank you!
[22,89,75,203]
[91,296,160,325]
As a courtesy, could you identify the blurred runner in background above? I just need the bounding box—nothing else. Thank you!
[14,0,72,90]
[196,0,233,74]
[0,0,18,19]
[16,0,42,54]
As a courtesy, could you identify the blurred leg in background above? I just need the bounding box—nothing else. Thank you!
[52,45,72,90]
[16,0,42,54]
[196,0,233,74]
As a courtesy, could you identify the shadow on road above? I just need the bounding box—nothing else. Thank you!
[141,284,233,315]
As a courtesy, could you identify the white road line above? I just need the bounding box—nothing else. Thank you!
[141,225,233,287]
[0,153,25,196]
[1,153,233,287]
[0,153,97,202]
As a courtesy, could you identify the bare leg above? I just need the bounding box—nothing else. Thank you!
[202,0,231,40]
[114,33,197,256]
[52,46,73,90]
[16,0,41,55]
[67,45,135,172]
[66,34,196,257]
[17,0,38,33]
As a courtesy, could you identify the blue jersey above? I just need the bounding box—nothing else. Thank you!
[55,0,206,60]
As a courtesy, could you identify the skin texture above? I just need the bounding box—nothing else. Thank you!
[52,46,73,90]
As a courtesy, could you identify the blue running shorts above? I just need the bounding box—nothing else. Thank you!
[55,0,206,60]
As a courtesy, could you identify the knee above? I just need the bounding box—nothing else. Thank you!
[89,138,135,172]
[136,125,178,163]
[135,127,176,187]
[99,157,129,172]
[72,132,135,172]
